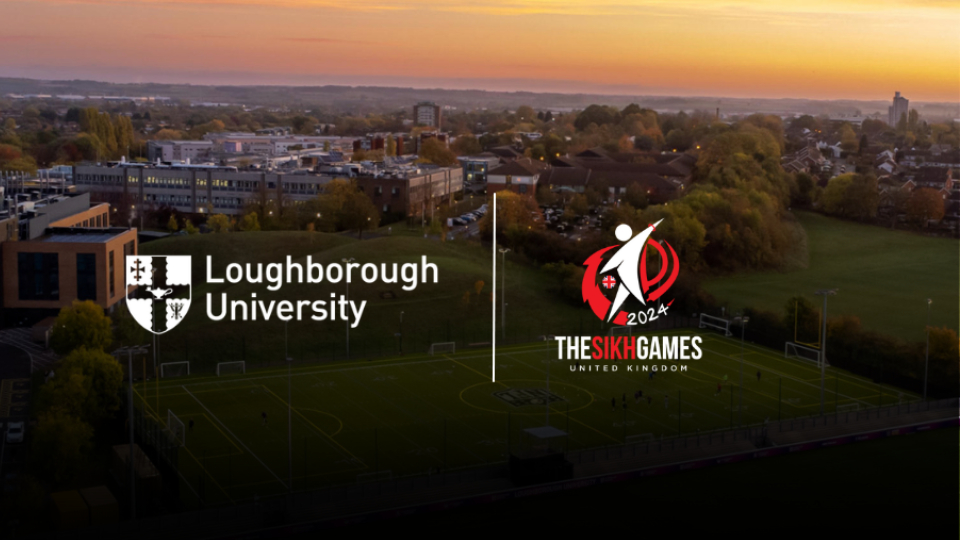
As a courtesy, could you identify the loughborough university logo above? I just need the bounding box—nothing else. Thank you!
[582,219,680,326]
[126,256,192,334]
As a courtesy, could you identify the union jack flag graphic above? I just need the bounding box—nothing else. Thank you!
[602,275,617,289]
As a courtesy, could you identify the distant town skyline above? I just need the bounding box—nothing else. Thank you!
[2,0,958,102]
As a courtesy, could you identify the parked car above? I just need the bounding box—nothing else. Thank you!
[5,421,24,444]
[451,218,467,226]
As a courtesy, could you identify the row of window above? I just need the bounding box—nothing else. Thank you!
[77,174,123,185]
[360,186,402,197]
[19,245,131,303]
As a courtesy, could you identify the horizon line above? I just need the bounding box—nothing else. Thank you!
[2,74,959,106]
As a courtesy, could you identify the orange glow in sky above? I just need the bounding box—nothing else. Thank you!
[2,0,958,100]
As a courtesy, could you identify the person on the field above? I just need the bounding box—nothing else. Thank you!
[262,411,267,426]
[189,419,195,431]
[717,382,722,395]
[664,394,669,408]
[756,370,761,382]
[611,397,616,410]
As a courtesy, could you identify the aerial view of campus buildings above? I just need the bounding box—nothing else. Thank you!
[0,0,956,535]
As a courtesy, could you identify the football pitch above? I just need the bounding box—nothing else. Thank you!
[133,329,918,507]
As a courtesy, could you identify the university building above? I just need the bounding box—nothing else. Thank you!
[0,192,137,325]
[72,163,463,221]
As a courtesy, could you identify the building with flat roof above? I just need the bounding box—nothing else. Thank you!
[486,159,548,196]
[146,140,215,163]
[355,166,463,220]
[414,102,442,128]
[73,163,332,217]
[888,91,909,127]
[2,227,136,312]
[73,162,463,221]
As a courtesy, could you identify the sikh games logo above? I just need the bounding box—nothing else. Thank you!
[582,219,680,326]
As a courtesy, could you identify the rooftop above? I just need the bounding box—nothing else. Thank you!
[39,227,133,243]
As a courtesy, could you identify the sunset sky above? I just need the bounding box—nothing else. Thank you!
[3,0,958,101]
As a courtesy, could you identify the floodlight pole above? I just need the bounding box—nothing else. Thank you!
[735,316,748,427]
[499,248,510,338]
[287,354,293,493]
[815,289,837,415]
[923,298,932,400]
[126,347,136,520]
[117,344,149,521]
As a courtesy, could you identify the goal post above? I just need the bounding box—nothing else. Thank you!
[167,410,186,447]
[785,342,826,367]
[160,361,190,378]
[429,342,456,355]
[216,361,246,376]
[699,314,732,336]
[609,325,632,337]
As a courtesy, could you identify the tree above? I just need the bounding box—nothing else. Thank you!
[341,189,379,238]
[793,172,815,207]
[385,135,397,157]
[239,212,260,232]
[820,173,855,216]
[843,174,879,220]
[45,347,123,422]
[574,105,621,131]
[536,186,558,206]
[567,194,589,217]
[451,134,482,156]
[515,105,535,123]
[167,215,179,232]
[184,219,199,235]
[208,214,232,233]
[623,182,649,210]
[50,300,113,355]
[839,124,859,153]
[478,190,542,240]
[31,410,93,482]
[906,188,945,226]
[418,137,458,167]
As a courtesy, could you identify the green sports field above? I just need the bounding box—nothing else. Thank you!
[133,329,918,508]
[704,212,959,341]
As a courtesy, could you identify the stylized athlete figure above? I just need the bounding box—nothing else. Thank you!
[600,219,663,322]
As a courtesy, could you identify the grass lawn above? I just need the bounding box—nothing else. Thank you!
[703,211,959,342]
[134,330,917,508]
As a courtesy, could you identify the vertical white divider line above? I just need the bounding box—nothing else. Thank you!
[492,192,496,382]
